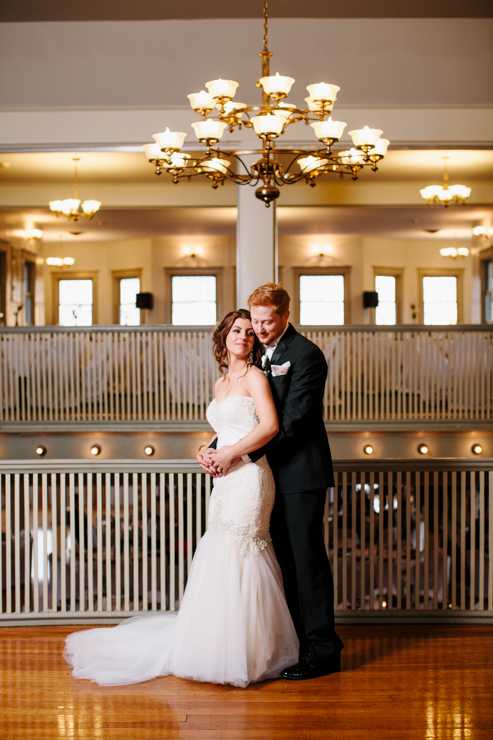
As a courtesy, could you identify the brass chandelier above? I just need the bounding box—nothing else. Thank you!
[419,157,471,207]
[49,158,102,221]
[143,1,389,206]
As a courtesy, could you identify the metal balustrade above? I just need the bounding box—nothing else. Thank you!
[1,459,491,624]
[1,325,492,424]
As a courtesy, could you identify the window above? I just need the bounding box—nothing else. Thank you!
[58,279,94,326]
[422,276,458,325]
[171,275,217,325]
[299,274,345,325]
[119,277,140,326]
[23,259,35,326]
[375,275,396,325]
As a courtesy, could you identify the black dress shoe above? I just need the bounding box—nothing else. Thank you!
[280,650,341,680]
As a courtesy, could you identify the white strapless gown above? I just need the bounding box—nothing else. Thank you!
[64,395,299,687]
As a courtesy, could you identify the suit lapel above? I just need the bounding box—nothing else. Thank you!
[271,323,297,366]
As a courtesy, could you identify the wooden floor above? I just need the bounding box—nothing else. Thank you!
[0,624,492,739]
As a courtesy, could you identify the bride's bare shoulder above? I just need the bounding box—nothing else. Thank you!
[245,365,269,388]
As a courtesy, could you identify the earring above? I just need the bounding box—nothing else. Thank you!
[247,351,254,365]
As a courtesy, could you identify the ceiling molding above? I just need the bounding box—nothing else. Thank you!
[1,0,492,22]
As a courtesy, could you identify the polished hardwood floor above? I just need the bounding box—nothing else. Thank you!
[0,624,492,739]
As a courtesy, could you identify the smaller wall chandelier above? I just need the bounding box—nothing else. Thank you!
[143,1,389,206]
[49,158,101,221]
[440,235,469,259]
[420,157,471,207]
[45,235,75,268]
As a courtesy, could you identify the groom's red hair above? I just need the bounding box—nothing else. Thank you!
[247,283,291,316]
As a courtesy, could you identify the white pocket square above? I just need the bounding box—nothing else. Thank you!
[271,361,291,377]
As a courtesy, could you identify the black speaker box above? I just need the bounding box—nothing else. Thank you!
[136,292,154,310]
[363,291,379,309]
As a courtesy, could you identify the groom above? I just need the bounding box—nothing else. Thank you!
[198,283,343,679]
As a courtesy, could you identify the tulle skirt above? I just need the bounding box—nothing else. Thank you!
[64,531,299,688]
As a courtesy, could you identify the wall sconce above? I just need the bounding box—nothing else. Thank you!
[36,446,47,457]
[472,226,492,239]
[144,445,155,456]
[311,245,332,257]
[471,444,483,455]
[27,229,44,241]
[183,247,203,258]
[363,445,374,455]
[418,444,429,455]
[90,445,101,456]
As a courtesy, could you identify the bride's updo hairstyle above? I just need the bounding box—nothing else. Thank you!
[213,309,263,375]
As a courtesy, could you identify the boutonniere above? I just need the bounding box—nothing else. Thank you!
[263,357,272,376]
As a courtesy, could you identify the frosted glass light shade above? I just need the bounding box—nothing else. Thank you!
[164,153,191,169]
[81,200,101,215]
[29,228,44,239]
[310,118,346,141]
[339,149,365,165]
[298,156,329,174]
[306,83,340,102]
[448,184,471,199]
[152,128,187,150]
[440,247,456,257]
[191,120,227,141]
[457,247,470,256]
[205,79,239,99]
[438,189,453,202]
[304,96,333,114]
[371,138,390,157]
[273,103,296,120]
[49,200,64,213]
[218,101,247,113]
[348,126,383,148]
[200,158,230,175]
[420,185,443,201]
[46,257,63,266]
[143,143,164,161]
[61,199,81,215]
[250,114,285,136]
[259,73,295,97]
[187,90,215,110]
[63,257,75,266]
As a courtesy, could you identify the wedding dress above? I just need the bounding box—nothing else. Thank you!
[64,394,299,688]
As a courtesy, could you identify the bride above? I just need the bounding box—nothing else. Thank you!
[64,309,299,688]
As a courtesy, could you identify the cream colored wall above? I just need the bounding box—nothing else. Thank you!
[41,232,476,326]
[362,236,474,324]
[42,235,236,325]
[279,233,475,325]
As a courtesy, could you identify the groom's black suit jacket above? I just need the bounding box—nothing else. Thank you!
[249,323,335,494]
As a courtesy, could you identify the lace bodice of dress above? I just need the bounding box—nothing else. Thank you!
[205,394,274,556]
[206,394,260,448]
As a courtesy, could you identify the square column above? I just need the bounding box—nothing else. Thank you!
[236,156,278,308]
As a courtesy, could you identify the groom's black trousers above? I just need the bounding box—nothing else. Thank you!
[270,488,343,661]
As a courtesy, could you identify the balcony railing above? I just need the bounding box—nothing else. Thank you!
[0,325,491,424]
[1,459,491,624]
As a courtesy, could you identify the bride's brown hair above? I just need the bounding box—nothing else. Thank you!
[212,309,263,376]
